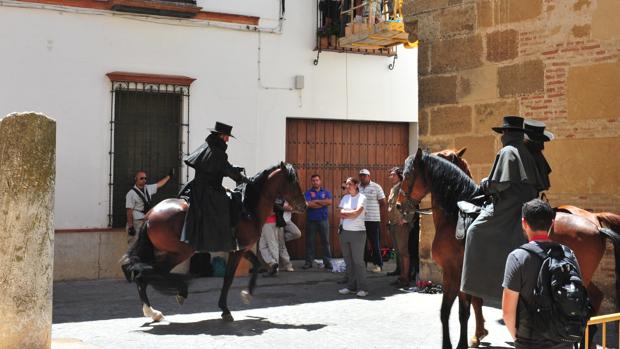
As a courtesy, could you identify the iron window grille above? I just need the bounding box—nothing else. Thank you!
[108,80,191,227]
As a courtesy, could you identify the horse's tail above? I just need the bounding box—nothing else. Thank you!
[119,222,191,296]
[599,227,620,311]
[120,223,155,282]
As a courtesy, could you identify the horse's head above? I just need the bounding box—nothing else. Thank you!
[267,162,307,213]
[397,148,430,208]
[434,147,473,178]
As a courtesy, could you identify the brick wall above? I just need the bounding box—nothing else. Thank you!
[404,0,620,312]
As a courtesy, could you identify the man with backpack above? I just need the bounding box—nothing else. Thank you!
[502,199,591,349]
[125,169,172,244]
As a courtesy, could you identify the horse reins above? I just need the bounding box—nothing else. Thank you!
[400,158,436,216]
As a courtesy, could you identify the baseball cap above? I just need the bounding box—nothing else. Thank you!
[359,169,370,176]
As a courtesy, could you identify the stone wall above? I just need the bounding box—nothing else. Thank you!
[404,0,620,312]
[54,230,127,280]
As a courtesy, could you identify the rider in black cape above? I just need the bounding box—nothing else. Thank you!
[461,116,545,307]
[181,121,249,252]
[523,119,554,195]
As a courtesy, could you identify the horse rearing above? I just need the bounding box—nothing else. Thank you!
[121,162,307,322]
[397,148,620,349]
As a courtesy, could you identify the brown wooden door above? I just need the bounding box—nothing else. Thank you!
[285,118,410,258]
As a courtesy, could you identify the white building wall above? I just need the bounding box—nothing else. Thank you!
[0,0,418,229]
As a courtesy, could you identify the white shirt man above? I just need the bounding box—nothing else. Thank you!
[125,170,171,243]
[358,169,386,272]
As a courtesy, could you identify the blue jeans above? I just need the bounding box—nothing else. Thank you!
[364,221,383,267]
[305,219,332,264]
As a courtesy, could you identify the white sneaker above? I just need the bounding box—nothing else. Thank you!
[356,290,369,297]
[284,266,294,272]
[338,288,354,295]
[369,265,382,273]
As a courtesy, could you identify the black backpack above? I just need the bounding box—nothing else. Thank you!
[519,242,592,344]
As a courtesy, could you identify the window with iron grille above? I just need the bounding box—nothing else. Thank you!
[107,76,192,228]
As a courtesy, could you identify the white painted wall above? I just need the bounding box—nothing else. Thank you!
[0,1,418,229]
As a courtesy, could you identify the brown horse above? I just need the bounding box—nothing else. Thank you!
[433,148,487,347]
[121,162,307,322]
[439,148,620,316]
[397,148,620,349]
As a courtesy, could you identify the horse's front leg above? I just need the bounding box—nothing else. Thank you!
[581,283,602,349]
[455,292,471,349]
[470,296,488,348]
[218,250,243,321]
[176,281,188,305]
[240,250,260,304]
[440,285,458,349]
[137,279,164,322]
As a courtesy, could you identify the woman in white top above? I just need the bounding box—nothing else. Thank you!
[338,177,369,297]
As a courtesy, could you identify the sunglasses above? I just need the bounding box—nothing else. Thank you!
[138,177,147,180]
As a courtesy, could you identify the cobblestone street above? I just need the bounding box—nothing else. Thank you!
[52,261,514,349]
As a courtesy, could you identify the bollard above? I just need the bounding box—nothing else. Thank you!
[0,112,56,349]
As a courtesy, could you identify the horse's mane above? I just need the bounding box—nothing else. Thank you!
[434,149,473,178]
[597,212,620,233]
[417,153,480,219]
[240,163,297,213]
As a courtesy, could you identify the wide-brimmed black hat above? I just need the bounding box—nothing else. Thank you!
[524,119,554,142]
[209,121,235,138]
[492,115,526,134]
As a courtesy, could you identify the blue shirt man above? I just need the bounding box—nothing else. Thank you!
[303,174,333,269]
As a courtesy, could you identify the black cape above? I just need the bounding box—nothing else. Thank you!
[461,134,542,306]
[524,140,552,193]
[180,133,243,252]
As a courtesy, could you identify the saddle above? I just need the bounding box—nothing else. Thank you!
[455,195,485,240]
[177,179,247,227]
[229,189,244,227]
[177,180,193,201]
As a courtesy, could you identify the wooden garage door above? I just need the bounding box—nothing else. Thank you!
[285,118,410,258]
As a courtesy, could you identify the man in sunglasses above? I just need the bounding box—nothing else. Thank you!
[125,169,173,244]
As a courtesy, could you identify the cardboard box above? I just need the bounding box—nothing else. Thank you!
[345,24,352,37]
[353,22,367,34]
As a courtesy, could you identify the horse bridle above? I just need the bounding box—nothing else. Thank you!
[400,166,434,215]
[401,163,422,206]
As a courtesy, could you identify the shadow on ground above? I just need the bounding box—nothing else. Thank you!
[53,260,405,323]
[477,341,514,349]
[137,315,326,336]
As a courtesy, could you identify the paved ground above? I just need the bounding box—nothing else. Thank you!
[51,260,521,349]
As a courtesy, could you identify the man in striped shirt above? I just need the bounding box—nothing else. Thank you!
[358,169,386,273]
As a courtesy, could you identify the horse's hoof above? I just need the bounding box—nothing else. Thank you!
[240,290,252,304]
[470,329,488,348]
[222,313,234,322]
[479,329,489,340]
[176,295,186,305]
[151,310,164,322]
[143,305,165,322]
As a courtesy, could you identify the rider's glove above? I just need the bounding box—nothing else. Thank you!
[480,178,490,195]
[235,176,251,186]
[168,168,175,178]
